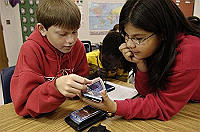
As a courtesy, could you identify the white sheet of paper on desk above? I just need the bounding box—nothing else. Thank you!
[106,81,138,100]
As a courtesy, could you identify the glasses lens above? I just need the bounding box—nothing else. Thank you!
[131,39,140,45]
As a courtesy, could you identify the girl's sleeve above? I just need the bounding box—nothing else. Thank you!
[115,69,200,120]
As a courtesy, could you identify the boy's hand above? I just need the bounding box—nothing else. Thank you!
[55,74,92,98]
[82,90,117,113]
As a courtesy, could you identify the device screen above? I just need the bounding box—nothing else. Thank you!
[77,106,96,118]
[69,105,100,124]
[88,80,103,90]
[85,80,104,97]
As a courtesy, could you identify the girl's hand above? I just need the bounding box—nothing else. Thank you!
[82,90,117,113]
[131,57,148,72]
[119,43,147,72]
[119,43,134,62]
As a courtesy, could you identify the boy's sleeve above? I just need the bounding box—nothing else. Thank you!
[10,44,66,117]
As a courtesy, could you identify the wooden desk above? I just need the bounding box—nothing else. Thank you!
[0,80,199,132]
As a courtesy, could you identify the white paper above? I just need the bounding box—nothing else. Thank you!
[106,81,138,100]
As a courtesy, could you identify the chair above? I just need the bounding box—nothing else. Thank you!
[81,40,92,53]
[1,66,15,104]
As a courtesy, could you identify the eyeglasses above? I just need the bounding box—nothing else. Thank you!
[125,33,155,46]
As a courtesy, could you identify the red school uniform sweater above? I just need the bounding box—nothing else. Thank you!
[115,33,200,120]
[10,27,89,117]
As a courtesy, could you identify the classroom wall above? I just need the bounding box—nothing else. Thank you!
[0,1,23,67]
[194,0,200,17]
[0,1,23,105]
[1,0,199,68]
[0,76,3,105]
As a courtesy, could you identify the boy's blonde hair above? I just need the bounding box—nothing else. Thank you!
[36,0,81,30]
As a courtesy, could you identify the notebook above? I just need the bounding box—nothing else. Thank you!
[105,81,138,100]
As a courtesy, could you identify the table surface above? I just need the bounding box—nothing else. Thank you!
[0,80,199,132]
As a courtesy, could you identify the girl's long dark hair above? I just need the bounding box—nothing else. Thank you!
[119,0,200,91]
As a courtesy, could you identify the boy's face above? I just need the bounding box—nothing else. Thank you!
[41,25,78,53]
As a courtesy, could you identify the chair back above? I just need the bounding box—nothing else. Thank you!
[81,40,92,53]
[1,66,15,104]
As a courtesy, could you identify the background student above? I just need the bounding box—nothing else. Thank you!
[10,0,91,117]
[86,31,132,82]
[83,0,200,121]
[109,24,120,32]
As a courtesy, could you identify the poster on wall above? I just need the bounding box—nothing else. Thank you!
[77,0,126,44]
[89,2,124,35]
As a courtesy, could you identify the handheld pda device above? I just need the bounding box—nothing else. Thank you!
[82,78,106,103]
[65,105,106,131]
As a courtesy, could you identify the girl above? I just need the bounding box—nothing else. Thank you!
[83,0,200,121]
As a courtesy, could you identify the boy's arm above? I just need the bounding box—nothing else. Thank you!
[11,72,66,117]
[10,44,66,117]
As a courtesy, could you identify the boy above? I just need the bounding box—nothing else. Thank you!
[86,31,132,82]
[10,0,91,117]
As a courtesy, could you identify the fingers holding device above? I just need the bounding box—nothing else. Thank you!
[82,78,106,103]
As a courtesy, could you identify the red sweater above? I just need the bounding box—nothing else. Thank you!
[115,33,200,120]
[10,27,89,117]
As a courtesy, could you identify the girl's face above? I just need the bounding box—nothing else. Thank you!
[124,22,160,59]
[40,25,78,53]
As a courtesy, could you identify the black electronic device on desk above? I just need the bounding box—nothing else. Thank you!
[65,105,107,131]
[104,82,115,92]
[65,80,115,131]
